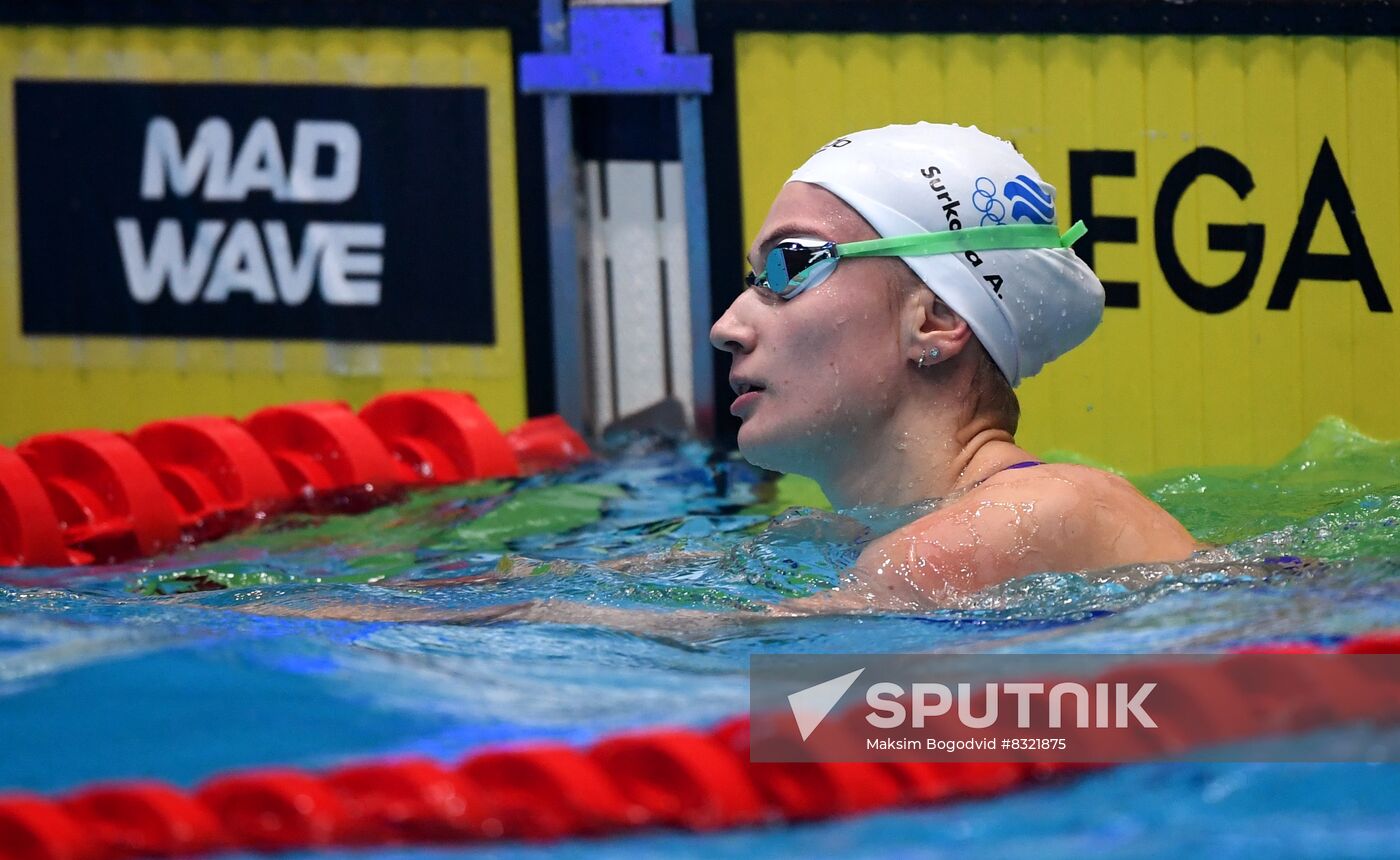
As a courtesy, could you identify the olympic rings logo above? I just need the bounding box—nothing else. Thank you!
[972,176,1006,226]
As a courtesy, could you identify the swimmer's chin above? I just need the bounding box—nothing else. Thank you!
[735,436,798,476]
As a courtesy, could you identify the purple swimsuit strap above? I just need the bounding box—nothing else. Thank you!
[966,459,1044,491]
[1001,460,1043,471]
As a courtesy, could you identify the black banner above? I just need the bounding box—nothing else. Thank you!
[15,80,496,344]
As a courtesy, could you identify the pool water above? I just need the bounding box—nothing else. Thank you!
[1,417,1397,858]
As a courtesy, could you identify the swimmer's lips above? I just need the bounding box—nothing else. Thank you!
[730,378,766,417]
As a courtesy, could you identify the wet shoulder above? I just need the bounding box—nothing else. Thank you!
[954,461,1110,512]
[940,462,1199,568]
[860,462,1200,600]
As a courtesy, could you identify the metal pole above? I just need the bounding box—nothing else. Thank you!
[539,0,588,433]
[670,0,716,438]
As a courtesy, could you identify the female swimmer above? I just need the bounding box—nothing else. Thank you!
[710,123,1201,610]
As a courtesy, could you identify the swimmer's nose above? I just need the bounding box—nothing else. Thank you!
[709,299,754,355]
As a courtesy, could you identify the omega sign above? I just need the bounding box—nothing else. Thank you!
[16,81,496,344]
[1069,142,1391,314]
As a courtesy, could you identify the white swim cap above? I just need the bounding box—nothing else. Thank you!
[787,122,1104,386]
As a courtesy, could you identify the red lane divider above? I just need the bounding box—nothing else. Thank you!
[131,417,293,542]
[0,446,74,567]
[0,391,591,567]
[16,431,181,565]
[588,730,767,831]
[194,770,354,852]
[710,715,906,820]
[460,745,638,839]
[324,758,499,843]
[243,401,404,507]
[505,415,591,476]
[62,782,225,858]
[2,633,1392,860]
[1340,632,1400,654]
[0,795,98,860]
[360,390,519,486]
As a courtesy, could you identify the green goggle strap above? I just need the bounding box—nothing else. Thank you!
[836,220,1087,259]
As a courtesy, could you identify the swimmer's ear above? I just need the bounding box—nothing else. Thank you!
[906,292,973,366]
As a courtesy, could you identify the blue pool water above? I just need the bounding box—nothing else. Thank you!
[1,421,1398,858]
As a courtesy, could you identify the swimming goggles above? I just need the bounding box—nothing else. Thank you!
[745,220,1088,299]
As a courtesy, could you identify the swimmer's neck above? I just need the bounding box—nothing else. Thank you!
[813,414,1028,509]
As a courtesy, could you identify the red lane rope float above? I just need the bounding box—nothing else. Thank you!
[243,401,403,508]
[15,431,181,564]
[359,390,520,486]
[460,745,638,838]
[0,446,73,567]
[131,417,293,543]
[62,782,225,858]
[0,795,99,860]
[323,758,500,843]
[505,415,592,475]
[2,633,1393,860]
[709,715,906,820]
[0,392,589,568]
[588,730,766,831]
[194,770,352,852]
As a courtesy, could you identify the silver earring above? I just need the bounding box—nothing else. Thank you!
[918,347,940,369]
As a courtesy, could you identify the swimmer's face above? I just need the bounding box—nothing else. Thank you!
[710,182,915,474]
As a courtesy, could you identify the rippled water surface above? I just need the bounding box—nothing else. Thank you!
[2,418,1397,858]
